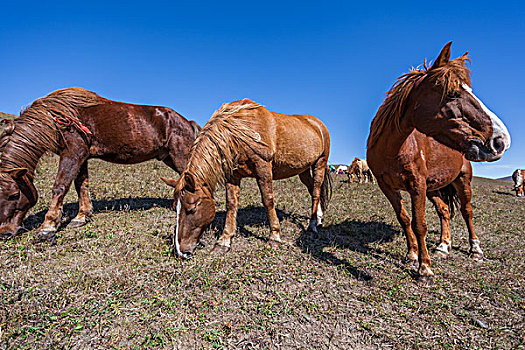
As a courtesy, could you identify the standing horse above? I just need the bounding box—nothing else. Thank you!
[161,99,331,258]
[367,42,511,284]
[0,88,200,242]
[512,169,524,197]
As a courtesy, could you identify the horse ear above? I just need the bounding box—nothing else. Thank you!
[5,168,28,179]
[160,176,179,188]
[184,173,197,193]
[430,41,452,70]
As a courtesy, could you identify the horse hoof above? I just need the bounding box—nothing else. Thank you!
[67,218,89,229]
[211,244,230,255]
[470,252,484,261]
[0,232,15,240]
[34,229,57,245]
[267,239,281,249]
[417,274,435,287]
[433,250,449,259]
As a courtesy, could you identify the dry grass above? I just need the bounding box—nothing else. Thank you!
[0,155,523,349]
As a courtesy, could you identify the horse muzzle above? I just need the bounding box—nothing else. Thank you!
[465,137,507,162]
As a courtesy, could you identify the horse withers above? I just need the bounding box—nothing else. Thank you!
[366,42,511,285]
[0,88,200,242]
[161,99,331,259]
[512,169,524,197]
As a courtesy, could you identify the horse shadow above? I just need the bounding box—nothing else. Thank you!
[22,197,173,231]
[211,205,400,281]
[492,190,514,197]
[297,219,400,281]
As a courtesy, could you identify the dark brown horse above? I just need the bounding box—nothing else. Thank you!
[0,87,200,242]
[367,42,511,284]
[161,99,331,258]
[512,169,524,197]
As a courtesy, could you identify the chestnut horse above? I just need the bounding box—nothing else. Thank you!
[161,99,331,258]
[367,42,511,284]
[512,169,524,197]
[0,88,200,242]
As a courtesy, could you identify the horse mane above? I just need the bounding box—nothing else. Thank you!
[183,99,265,191]
[0,87,103,173]
[367,54,471,149]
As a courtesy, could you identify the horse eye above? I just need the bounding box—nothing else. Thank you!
[447,91,461,99]
[8,193,20,201]
[186,207,196,215]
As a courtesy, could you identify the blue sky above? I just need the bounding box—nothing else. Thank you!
[1,1,523,178]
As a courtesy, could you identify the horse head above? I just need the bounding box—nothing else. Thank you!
[161,172,215,258]
[0,168,38,237]
[408,42,511,162]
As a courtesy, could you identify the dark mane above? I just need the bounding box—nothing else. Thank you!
[0,88,103,174]
[367,54,471,149]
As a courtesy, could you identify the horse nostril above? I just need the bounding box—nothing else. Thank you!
[491,136,505,154]
[181,251,193,259]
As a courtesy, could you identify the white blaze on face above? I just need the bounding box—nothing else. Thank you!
[175,199,182,257]
[462,83,511,151]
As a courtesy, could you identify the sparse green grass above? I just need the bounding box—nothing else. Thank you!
[0,155,523,349]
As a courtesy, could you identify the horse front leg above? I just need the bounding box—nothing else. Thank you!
[427,191,452,259]
[377,181,418,265]
[453,173,483,260]
[255,167,281,249]
[37,151,88,243]
[212,179,241,254]
[67,161,93,229]
[410,186,434,285]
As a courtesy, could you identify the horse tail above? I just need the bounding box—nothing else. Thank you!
[320,167,333,212]
[438,183,460,218]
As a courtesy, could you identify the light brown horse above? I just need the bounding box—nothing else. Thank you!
[348,157,375,183]
[0,88,200,242]
[367,42,511,284]
[512,169,524,197]
[161,99,331,258]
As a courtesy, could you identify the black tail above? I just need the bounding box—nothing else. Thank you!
[320,167,333,212]
[437,184,460,218]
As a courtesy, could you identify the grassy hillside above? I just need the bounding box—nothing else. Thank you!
[0,112,16,119]
[0,156,523,349]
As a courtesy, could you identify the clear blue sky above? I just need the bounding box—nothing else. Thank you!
[1,1,523,178]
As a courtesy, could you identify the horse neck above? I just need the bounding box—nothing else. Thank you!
[0,124,56,177]
[370,113,416,158]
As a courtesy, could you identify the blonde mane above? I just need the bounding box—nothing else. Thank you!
[0,88,103,172]
[183,99,265,191]
[367,54,471,149]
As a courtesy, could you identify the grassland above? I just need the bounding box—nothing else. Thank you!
[0,154,523,349]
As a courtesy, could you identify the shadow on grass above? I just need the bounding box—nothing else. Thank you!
[212,205,401,281]
[492,190,515,197]
[297,219,400,281]
[22,197,172,231]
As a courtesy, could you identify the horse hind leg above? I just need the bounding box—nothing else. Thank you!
[67,161,93,229]
[301,159,326,233]
[427,191,452,259]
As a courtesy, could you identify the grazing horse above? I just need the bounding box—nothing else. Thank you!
[366,42,511,284]
[0,88,200,242]
[348,158,375,183]
[161,99,331,258]
[512,169,524,197]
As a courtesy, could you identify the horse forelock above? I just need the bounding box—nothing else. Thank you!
[184,100,265,191]
[368,55,471,149]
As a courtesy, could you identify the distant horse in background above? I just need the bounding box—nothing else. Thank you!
[161,99,331,259]
[348,158,375,183]
[0,88,200,242]
[512,169,524,197]
[367,42,511,284]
